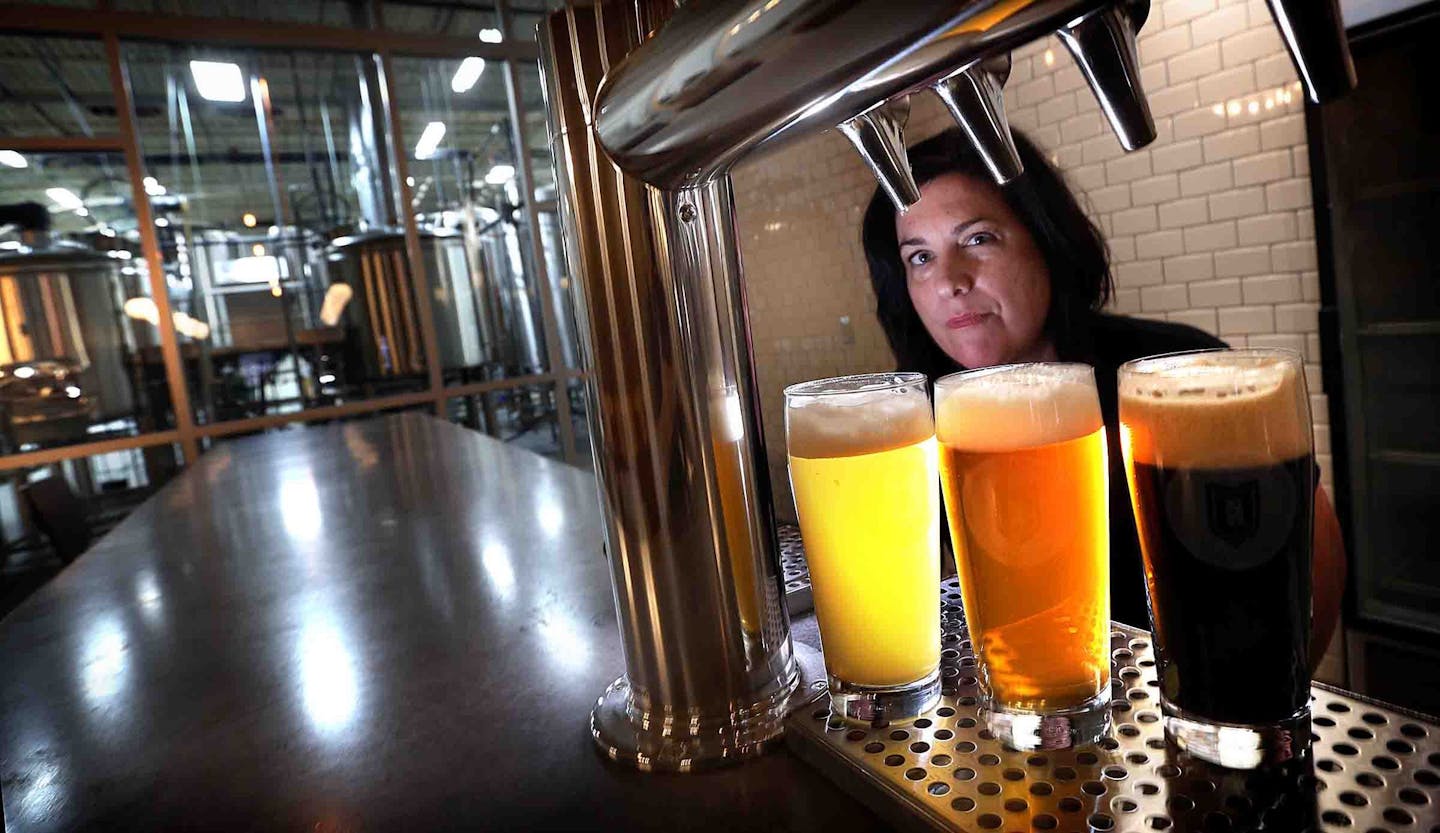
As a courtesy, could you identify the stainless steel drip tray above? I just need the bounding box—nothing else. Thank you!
[785,577,1440,833]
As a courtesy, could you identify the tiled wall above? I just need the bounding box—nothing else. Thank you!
[733,0,1333,522]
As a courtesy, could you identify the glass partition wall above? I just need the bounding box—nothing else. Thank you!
[0,0,584,556]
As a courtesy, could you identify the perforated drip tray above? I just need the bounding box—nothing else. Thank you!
[779,523,813,614]
[785,577,1440,833]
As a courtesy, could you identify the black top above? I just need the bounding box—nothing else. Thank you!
[1065,313,1228,626]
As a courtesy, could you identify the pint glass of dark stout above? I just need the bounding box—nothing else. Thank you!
[1118,349,1314,769]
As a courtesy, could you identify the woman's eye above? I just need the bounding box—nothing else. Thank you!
[906,250,933,267]
[963,231,996,247]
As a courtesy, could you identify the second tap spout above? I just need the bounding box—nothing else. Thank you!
[1057,1,1156,153]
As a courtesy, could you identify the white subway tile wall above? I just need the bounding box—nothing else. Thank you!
[731,0,1330,518]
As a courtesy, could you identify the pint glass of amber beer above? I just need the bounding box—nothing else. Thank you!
[785,373,941,725]
[1119,349,1313,768]
[935,364,1111,750]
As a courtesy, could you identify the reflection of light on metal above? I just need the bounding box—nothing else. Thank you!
[13,365,35,379]
[189,60,247,102]
[484,164,515,184]
[124,297,160,325]
[298,618,359,734]
[45,187,83,210]
[143,176,166,196]
[451,56,486,93]
[242,212,257,227]
[1044,49,1055,67]
[1226,100,1241,116]
[226,255,282,284]
[0,149,26,168]
[537,617,590,669]
[478,27,502,43]
[136,571,164,625]
[173,313,210,340]
[319,282,353,327]
[251,243,265,257]
[279,471,322,542]
[482,542,516,601]
[318,373,336,384]
[80,614,128,706]
[64,385,81,398]
[76,207,90,218]
[154,217,168,227]
[415,121,446,160]
[537,500,563,537]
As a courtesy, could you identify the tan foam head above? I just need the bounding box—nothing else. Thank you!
[935,363,1103,451]
[1119,351,1311,469]
[785,374,933,459]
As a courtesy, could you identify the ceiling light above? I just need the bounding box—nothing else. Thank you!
[189,60,247,103]
[0,150,26,168]
[451,57,486,93]
[242,212,257,228]
[484,164,515,185]
[415,121,446,160]
[478,28,502,43]
[46,187,84,210]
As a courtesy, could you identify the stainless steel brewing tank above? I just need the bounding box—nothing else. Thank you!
[0,242,138,434]
[328,230,429,378]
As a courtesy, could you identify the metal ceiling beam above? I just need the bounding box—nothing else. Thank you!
[0,4,541,61]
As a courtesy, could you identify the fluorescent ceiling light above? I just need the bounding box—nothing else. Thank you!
[484,164,515,185]
[189,60,247,103]
[451,57,486,94]
[0,150,26,168]
[478,28,502,43]
[46,187,84,210]
[415,121,446,160]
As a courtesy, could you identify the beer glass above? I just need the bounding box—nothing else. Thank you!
[785,373,941,725]
[935,364,1111,750]
[1119,348,1314,769]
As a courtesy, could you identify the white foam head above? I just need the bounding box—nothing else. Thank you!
[935,363,1102,451]
[785,373,933,458]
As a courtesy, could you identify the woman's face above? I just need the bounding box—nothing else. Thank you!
[895,172,1054,369]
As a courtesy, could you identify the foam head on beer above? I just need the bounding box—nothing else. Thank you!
[786,377,933,459]
[935,363,1103,451]
[1117,352,1311,469]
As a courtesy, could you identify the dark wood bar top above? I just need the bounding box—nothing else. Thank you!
[0,414,881,832]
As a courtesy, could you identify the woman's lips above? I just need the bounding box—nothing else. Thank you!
[946,312,991,330]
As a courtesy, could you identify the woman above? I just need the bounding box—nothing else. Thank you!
[861,127,1345,662]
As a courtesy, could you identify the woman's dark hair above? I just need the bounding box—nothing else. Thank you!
[862,127,1112,379]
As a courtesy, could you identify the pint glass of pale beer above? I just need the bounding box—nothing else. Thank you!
[935,364,1111,750]
[785,373,941,725]
[1119,349,1314,768]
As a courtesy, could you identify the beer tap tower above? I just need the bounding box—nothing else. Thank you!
[537,0,1355,772]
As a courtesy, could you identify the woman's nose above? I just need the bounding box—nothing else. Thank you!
[937,260,975,297]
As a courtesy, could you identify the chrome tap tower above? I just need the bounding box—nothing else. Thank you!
[539,0,1355,772]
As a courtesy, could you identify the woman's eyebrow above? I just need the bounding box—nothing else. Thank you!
[899,218,986,250]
